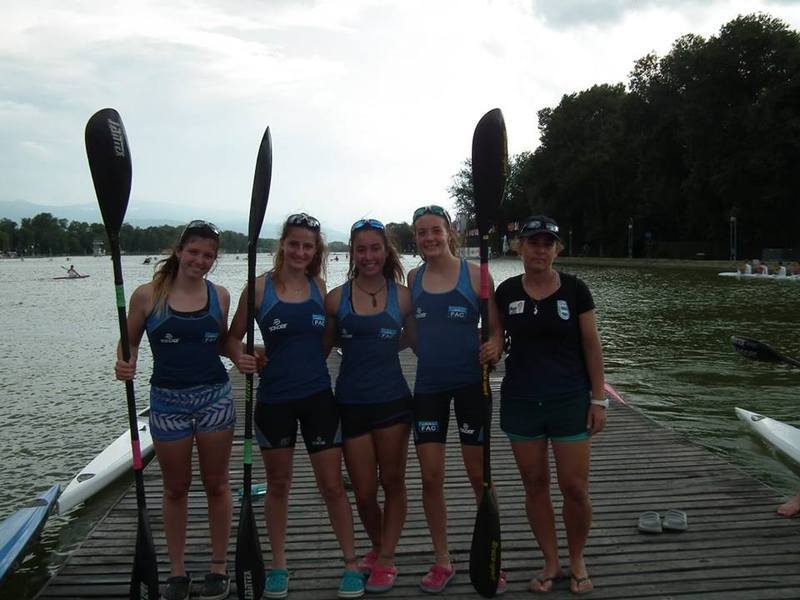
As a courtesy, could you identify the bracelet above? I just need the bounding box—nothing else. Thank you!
[590,398,609,408]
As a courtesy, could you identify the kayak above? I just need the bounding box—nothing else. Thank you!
[57,408,153,514]
[718,272,800,281]
[0,484,59,585]
[735,407,800,466]
[52,275,90,280]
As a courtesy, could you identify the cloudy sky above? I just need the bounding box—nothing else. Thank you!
[3,0,800,235]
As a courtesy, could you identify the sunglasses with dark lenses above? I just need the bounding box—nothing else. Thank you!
[413,205,451,224]
[351,218,385,232]
[521,219,559,234]
[182,219,221,239]
[286,213,321,231]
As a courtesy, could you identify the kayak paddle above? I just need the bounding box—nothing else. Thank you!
[234,127,271,600]
[85,108,159,599]
[731,336,800,369]
[469,108,507,599]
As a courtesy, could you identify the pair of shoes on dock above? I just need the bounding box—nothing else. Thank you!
[264,567,365,599]
[162,572,230,600]
[638,509,688,533]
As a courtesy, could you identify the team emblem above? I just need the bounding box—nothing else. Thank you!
[557,300,570,320]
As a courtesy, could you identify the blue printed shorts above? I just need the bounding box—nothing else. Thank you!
[149,380,235,442]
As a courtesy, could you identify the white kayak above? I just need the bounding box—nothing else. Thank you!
[735,407,800,467]
[719,272,800,281]
[57,408,153,514]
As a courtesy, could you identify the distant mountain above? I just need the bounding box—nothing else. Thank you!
[0,200,348,241]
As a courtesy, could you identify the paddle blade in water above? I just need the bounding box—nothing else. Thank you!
[731,336,800,367]
[129,508,159,599]
[235,498,265,600]
[85,108,132,235]
[469,486,501,598]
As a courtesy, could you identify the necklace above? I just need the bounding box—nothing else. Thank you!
[354,279,385,307]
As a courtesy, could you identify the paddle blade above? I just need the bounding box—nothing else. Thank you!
[235,498,265,600]
[470,487,502,598]
[249,127,273,243]
[129,508,159,600]
[731,336,800,368]
[85,108,132,235]
[472,108,507,234]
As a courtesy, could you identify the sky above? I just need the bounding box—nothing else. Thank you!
[3,0,800,237]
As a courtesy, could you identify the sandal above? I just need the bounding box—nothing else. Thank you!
[570,574,593,595]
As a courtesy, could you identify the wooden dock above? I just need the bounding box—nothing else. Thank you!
[37,351,800,599]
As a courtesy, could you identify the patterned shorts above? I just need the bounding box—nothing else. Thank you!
[149,381,235,442]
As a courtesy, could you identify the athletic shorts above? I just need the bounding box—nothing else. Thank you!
[149,380,235,442]
[412,382,486,446]
[339,395,413,440]
[254,387,342,454]
[500,390,590,442]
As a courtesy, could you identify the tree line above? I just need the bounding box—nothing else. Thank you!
[450,13,800,260]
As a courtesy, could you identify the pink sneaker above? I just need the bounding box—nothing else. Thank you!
[365,565,398,593]
[496,569,507,595]
[420,564,455,594]
[357,549,379,574]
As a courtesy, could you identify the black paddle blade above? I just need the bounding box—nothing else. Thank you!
[472,108,507,233]
[235,498,265,600]
[470,487,502,598]
[129,508,159,600]
[249,127,273,242]
[731,336,800,368]
[85,108,132,235]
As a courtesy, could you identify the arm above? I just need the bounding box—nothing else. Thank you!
[468,262,502,366]
[214,283,231,356]
[396,284,416,352]
[114,284,151,381]
[579,309,606,434]
[224,278,264,375]
[322,286,341,358]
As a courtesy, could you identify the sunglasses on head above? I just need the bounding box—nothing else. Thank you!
[351,218,385,232]
[413,205,451,224]
[286,213,321,231]
[521,219,559,234]
[181,219,221,240]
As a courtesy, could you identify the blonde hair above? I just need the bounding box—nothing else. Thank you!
[348,226,405,283]
[152,229,219,313]
[271,222,328,284]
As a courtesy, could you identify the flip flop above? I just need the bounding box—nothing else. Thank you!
[529,572,566,593]
[637,510,662,534]
[569,574,593,595]
[662,509,688,532]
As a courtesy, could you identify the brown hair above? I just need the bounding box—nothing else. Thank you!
[412,213,460,261]
[271,221,328,284]
[152,227,219,313]
[348,226,405,283]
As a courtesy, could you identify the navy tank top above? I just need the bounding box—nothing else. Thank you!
[411,259,480,393]
[335,280,410,404]
[145,280,228,389]
[256,273,330,403]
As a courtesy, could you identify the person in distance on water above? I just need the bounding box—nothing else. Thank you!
[407,205,506,595]
[115,220,234,600]
[322,218,414,593]
[67,264,80,278]
[227,213,364,600]
[491,215,606,595]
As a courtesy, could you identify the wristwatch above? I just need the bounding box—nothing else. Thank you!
[590,398,609,409]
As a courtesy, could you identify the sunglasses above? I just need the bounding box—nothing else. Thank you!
[181,219,221,240]
[351,218,385,232]
[413,205,451,224]
[286,213,321,231]
[520,219,559,235]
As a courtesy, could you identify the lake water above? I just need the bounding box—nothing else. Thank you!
[1,253,798,598]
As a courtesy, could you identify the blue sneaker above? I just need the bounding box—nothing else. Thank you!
[264,568,289,599]
[337,569,365,599]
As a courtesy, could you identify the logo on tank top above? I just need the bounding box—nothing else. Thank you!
[418,420,439,433]
[447,305,467,320]
[379,328,398,339]
[459,422,475,435]
[268,318,288,332]
[415,307,427,319]
[312,313,325,328]
[203,332,219,343]
[311,436,326,447]
[508,300,525,315]
[160,333,180,344]
[340,327,353,339]
[557,300,570,320]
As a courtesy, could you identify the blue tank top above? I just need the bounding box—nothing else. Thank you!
[256,273,330,403]
[411,259,480,393]
[335,280,411,404]
[145,280,228,389]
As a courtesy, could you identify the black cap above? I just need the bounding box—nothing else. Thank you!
[518,215,560,241]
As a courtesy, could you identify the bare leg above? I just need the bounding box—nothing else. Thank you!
[196,427,234,574]
[415,443,451,568]
[154,436,194,577]
[460,443,484,503]
[372,423,410,566]
[261,448,294,569]
[344,434,382,552]
[777,492,800,517]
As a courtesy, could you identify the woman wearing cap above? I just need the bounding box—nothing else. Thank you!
[493,215,605,595]
[228,213,363,600]
[323,218,414,593]
[115,220,234,600]
[408,205,504,594]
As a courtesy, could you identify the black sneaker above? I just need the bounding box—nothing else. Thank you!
[162,574,192,600]
[200,572,231,600]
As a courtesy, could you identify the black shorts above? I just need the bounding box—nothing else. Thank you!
[412,382,487,446]
[254,387,342,454]
[500,390,590,442]
[339,395,413,440]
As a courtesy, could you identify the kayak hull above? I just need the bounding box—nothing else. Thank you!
[57,409,153,514]
[0,484,60,585]
[52,275,90,280]
[735,407,800,466]
[719,272,800,281]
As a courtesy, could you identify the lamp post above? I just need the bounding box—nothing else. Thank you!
[627,218,633,259]
[729,215,737,261]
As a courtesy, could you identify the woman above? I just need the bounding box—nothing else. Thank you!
[227,213,363,600]
[493,215,606,595]
[323,218,414,593]
[115,220,234,600]
[408,205,504,595]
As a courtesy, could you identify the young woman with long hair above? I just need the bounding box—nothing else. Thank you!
[115,220,234,600]
[227,213,364,599]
